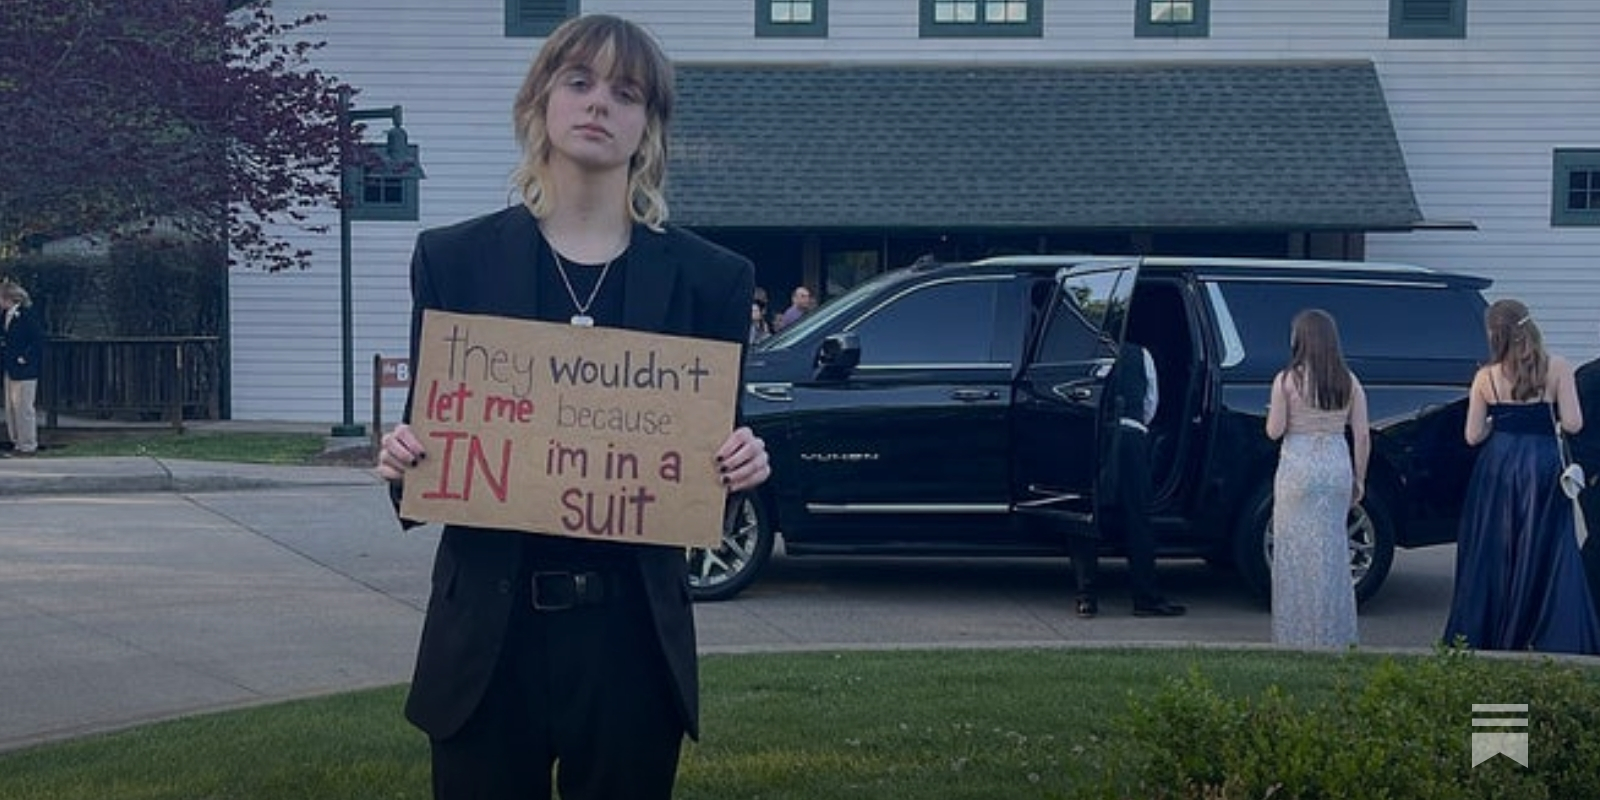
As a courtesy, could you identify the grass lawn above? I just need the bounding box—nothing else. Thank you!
[0,647,1470,800]
[34,429,350,465]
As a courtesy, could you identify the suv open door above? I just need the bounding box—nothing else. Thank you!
[1011,259,1141,536]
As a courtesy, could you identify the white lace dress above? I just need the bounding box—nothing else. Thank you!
[1271,386,1359,648]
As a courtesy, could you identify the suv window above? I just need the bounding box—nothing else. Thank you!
[1207,279,1486,371]
[1036,269,1129,364]
[848,277,1004,366]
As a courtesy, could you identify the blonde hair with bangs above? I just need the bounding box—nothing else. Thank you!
[510,14,674,230]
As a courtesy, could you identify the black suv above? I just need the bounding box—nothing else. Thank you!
[689,255,1490,603]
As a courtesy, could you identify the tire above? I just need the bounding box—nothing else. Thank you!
[686,491,775,602]
[1232,481,1397,606]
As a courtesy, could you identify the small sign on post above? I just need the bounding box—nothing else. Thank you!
[398,310,741,549]
[379,357,411,388]
[372,355,413,449]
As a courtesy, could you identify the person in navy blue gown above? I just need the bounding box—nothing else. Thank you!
[1442,299,1598,654]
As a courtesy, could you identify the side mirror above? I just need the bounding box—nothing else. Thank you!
[812,332,861,381]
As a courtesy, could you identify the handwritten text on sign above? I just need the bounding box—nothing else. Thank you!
[399,310,741,549]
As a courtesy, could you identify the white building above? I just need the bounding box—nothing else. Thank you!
[230,0,1600,423]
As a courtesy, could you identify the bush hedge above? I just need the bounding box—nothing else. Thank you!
[1,236,223,337]
[1112,646,1600,799]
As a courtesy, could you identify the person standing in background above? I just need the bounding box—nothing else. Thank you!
[0,280,44,457]
[1071,341,1185,618]
[1442,299,1597,654]
[1266,309,1369,648]
[773,284,815,331]
[1564,325,1600,619]
[374,15,770,800]
[750,295,773,344]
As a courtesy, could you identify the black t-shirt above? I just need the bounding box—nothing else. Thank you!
[524,241,636,572]
[536,243,627,328]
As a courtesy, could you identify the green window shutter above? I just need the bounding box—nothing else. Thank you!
[507,0,579,38]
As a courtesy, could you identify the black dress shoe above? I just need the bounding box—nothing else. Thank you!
[1132,600,1187,617]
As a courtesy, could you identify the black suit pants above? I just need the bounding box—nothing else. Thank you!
[428,570,684,800]
[1581,478,1600,622]
[1073,425,1162,605]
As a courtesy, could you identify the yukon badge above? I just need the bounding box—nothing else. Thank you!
[800,452,881,463]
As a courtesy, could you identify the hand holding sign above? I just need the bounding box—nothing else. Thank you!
[395,310,743,549]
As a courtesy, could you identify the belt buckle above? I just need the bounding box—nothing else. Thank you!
[532,571,583,611]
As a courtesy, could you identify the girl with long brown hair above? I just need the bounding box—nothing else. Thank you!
[1265,309,1370,647]
[1442,298,1597,653]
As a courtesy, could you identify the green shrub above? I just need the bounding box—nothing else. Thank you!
[1112,646,1600,799]
[0,252,102,335]
[1,235,222,337]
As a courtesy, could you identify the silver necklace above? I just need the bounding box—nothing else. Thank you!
[550,247,618,327]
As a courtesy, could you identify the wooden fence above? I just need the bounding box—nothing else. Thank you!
[38,337,223,430]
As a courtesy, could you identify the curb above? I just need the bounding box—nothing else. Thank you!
[0,457,383,497]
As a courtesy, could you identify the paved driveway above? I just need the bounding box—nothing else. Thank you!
[0,479,1459,752]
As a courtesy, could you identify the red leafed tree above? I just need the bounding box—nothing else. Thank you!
[0,0,356,271]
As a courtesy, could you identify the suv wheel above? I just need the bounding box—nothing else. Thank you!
[687,492,775,602]
[1233,483,1397,606]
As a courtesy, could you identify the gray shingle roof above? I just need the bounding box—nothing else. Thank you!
[667,60,1421,231]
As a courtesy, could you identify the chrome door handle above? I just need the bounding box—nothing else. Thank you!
[951,388,999,402]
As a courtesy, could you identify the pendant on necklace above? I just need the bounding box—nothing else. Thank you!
[570,314,595,327]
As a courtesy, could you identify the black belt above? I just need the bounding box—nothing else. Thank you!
[530,570,609,611]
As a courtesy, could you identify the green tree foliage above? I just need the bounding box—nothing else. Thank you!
[0,0,354,271]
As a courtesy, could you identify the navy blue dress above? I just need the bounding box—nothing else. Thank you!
[1443,402,1600,654]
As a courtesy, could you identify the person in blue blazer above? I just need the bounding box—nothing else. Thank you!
[374,14,769,800]
[1,279,44,456]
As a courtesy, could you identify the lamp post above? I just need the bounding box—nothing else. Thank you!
[332,88,414,438]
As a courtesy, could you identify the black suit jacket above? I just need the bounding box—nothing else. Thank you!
[398,206,753,741]
[1575,356,1600,472]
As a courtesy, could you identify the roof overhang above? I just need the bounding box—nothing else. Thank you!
[668,60,1436,232]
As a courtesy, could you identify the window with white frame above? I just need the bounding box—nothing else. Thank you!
[1136,0,1209,37]
[921,0,1043,37]
[758,0,827,37]
[1552,149,1600,227]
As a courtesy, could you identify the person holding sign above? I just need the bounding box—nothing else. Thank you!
[376,14,769,800]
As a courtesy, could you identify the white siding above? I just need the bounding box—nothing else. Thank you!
[235,0,1600,421]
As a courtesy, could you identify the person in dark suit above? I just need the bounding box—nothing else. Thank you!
[1071,341,1186,618]
[375,15,770,800]
[1574,337,1600,618]
[0,279,44,456]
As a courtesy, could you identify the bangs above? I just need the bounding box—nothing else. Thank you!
[550,19,674,120]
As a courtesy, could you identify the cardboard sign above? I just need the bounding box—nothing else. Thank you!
[399,310,742,549]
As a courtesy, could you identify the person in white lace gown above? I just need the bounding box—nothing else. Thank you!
[1265,309,1371,648]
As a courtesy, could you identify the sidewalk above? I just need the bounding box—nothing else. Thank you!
[4,419,381,496]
